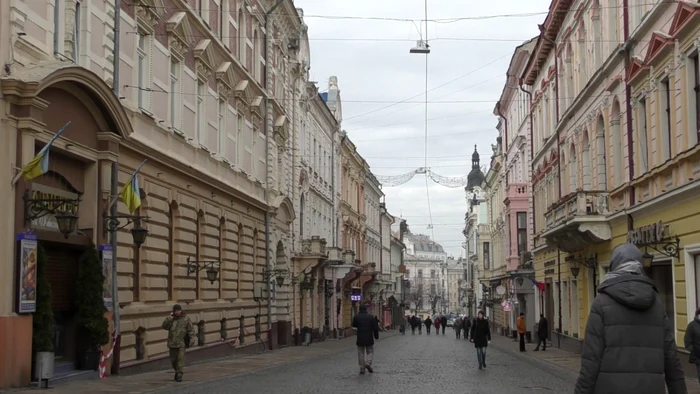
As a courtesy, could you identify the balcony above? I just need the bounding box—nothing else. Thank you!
[504,183,529,207]
[542,191,612,252]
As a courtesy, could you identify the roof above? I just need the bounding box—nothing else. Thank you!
[406,231,445,253]
[466,145,485,191]
[522,0,573,85]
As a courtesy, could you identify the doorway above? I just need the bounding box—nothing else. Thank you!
[545,280,554,338]
[43,243,83,371]
[646,261,674,333]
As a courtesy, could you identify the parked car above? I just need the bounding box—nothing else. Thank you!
[447,319,455,327]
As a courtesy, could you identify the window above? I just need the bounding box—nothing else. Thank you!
[483,242,490,270]
[237,8,246,65]
[218,0,224,39]
[137,31,150,110]
[517,212,527,256]
[252,28,259,80]
[218,98,226,157]
[53,0,63,55]
[637,98,649,172]
[236,115,244,167]
[197,81,206,146]
[693,53,700,144]
[73,0,81,62]
[661,78,672,161]
[418,269,423,278]
[197,0,209,24]
[430,284,436,294]
[431,270,436,279]
[169,60,180,130]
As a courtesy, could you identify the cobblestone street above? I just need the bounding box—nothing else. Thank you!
[156,331,575,394]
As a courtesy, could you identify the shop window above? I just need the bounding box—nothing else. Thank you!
[197,320,205,346]
[135,326,146,360]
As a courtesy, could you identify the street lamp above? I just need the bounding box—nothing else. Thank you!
[24,191,81,238]
[516,276,524,287]
[642,252,654,268]
[186,257,221,284]
[104,214,149,248]
[262,267,287,287]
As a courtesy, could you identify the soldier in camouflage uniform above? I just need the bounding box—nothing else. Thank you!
[162,304,194,382]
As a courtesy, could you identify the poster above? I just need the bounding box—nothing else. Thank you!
[99,244,114,310]
[16,232,38,314]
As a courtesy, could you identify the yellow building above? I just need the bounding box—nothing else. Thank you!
[524,0,700,365]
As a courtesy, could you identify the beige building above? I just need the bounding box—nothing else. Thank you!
[523,0,700,370]
[0,0,300,387]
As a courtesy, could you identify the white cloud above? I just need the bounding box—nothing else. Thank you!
[296,0,550,256]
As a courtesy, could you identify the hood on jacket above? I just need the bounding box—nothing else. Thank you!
[609,243,643,271]
[598,274,658,311]
[359,305,368,313]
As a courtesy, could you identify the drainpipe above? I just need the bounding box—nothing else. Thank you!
[622,0,636,215]
[538,25,562,199]
[264,0,285,335]
[519,81,535,236]
[110,0,122,376]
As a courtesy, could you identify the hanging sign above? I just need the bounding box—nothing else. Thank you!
[99,244,114,311]
[16,232,39,314]
[628,221,666,245]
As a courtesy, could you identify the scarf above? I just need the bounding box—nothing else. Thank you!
[601,260,643,284]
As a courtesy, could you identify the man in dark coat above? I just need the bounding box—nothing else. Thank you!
[534,314,548,351]
[440,315,447,335]
[684,308,700,383]
[424,316,433,334]
[470,310,490,369]
[574,243,686,394]
[463,316,471,340]
[352,304,379,375]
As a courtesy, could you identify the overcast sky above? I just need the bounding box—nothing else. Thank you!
[296,0,551,257]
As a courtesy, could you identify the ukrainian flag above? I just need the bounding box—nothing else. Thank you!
[120,160,147,214]
[21,122,71,181]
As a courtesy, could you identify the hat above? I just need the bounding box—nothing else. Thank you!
[173,304,182,312]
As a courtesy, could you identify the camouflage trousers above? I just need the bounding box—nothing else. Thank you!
[169,347,185,376]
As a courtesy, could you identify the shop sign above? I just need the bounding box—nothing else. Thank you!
[16,232,38,314]
[99,244,113,311]
[627,221,666,245]
[350,288,362,302]
[30,184,80,232]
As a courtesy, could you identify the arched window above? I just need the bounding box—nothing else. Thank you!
[611,100,623,186]
[596,115,608,190]
[582,130,591,189]
[591,0,602,68]
[300,193,305,239]
[608,0,619,52]
[565,43,575,109]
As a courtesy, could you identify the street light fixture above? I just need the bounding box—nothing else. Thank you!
[104,214,150,248]
[24,191,81,238]
[186,257,221,284]
[262,267,287,287]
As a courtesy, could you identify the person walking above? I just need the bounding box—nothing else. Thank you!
[352,304,380,375]
[684,308,700,384]
[424,316,432,334]
[399,315,406,335]
[455,317,463,339]
[574,243,686,394]
[463,316,471,341]
[418,316,423,334]
[434,316,441,334]
[440,315,448,335]
[517,312,527,352]
[162,304,195,382]
[410,315,418,334]
[534,314,548,351]
[470,311,491,369]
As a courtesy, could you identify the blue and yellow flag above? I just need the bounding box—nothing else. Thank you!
[21,122,71,181]
[120,160,147,214]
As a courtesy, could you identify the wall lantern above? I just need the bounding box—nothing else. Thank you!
[186,256,221,284]
[24,190,81,238]
[262,267,287,287]
[104,214,149,247]
[641,252,654,268]
[568,253,598,280]
[516,276,524,287]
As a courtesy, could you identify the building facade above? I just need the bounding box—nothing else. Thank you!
[0,0,305,386]
[445,258,464,314]
[403,231,448,315]
[523,0,700,371]
[493,38,538,337]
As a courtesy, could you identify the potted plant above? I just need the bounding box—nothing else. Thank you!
[75,244,109,370]
[32,244,54,385]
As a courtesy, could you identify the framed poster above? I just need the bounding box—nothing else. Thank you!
[99,244,114,310]
[16,232,38,314]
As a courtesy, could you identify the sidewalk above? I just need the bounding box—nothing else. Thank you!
[490,334,700,393]
[9,330,399,393]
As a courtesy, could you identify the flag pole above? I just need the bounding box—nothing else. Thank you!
[106,159,147,212]
[11,121,72,186]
